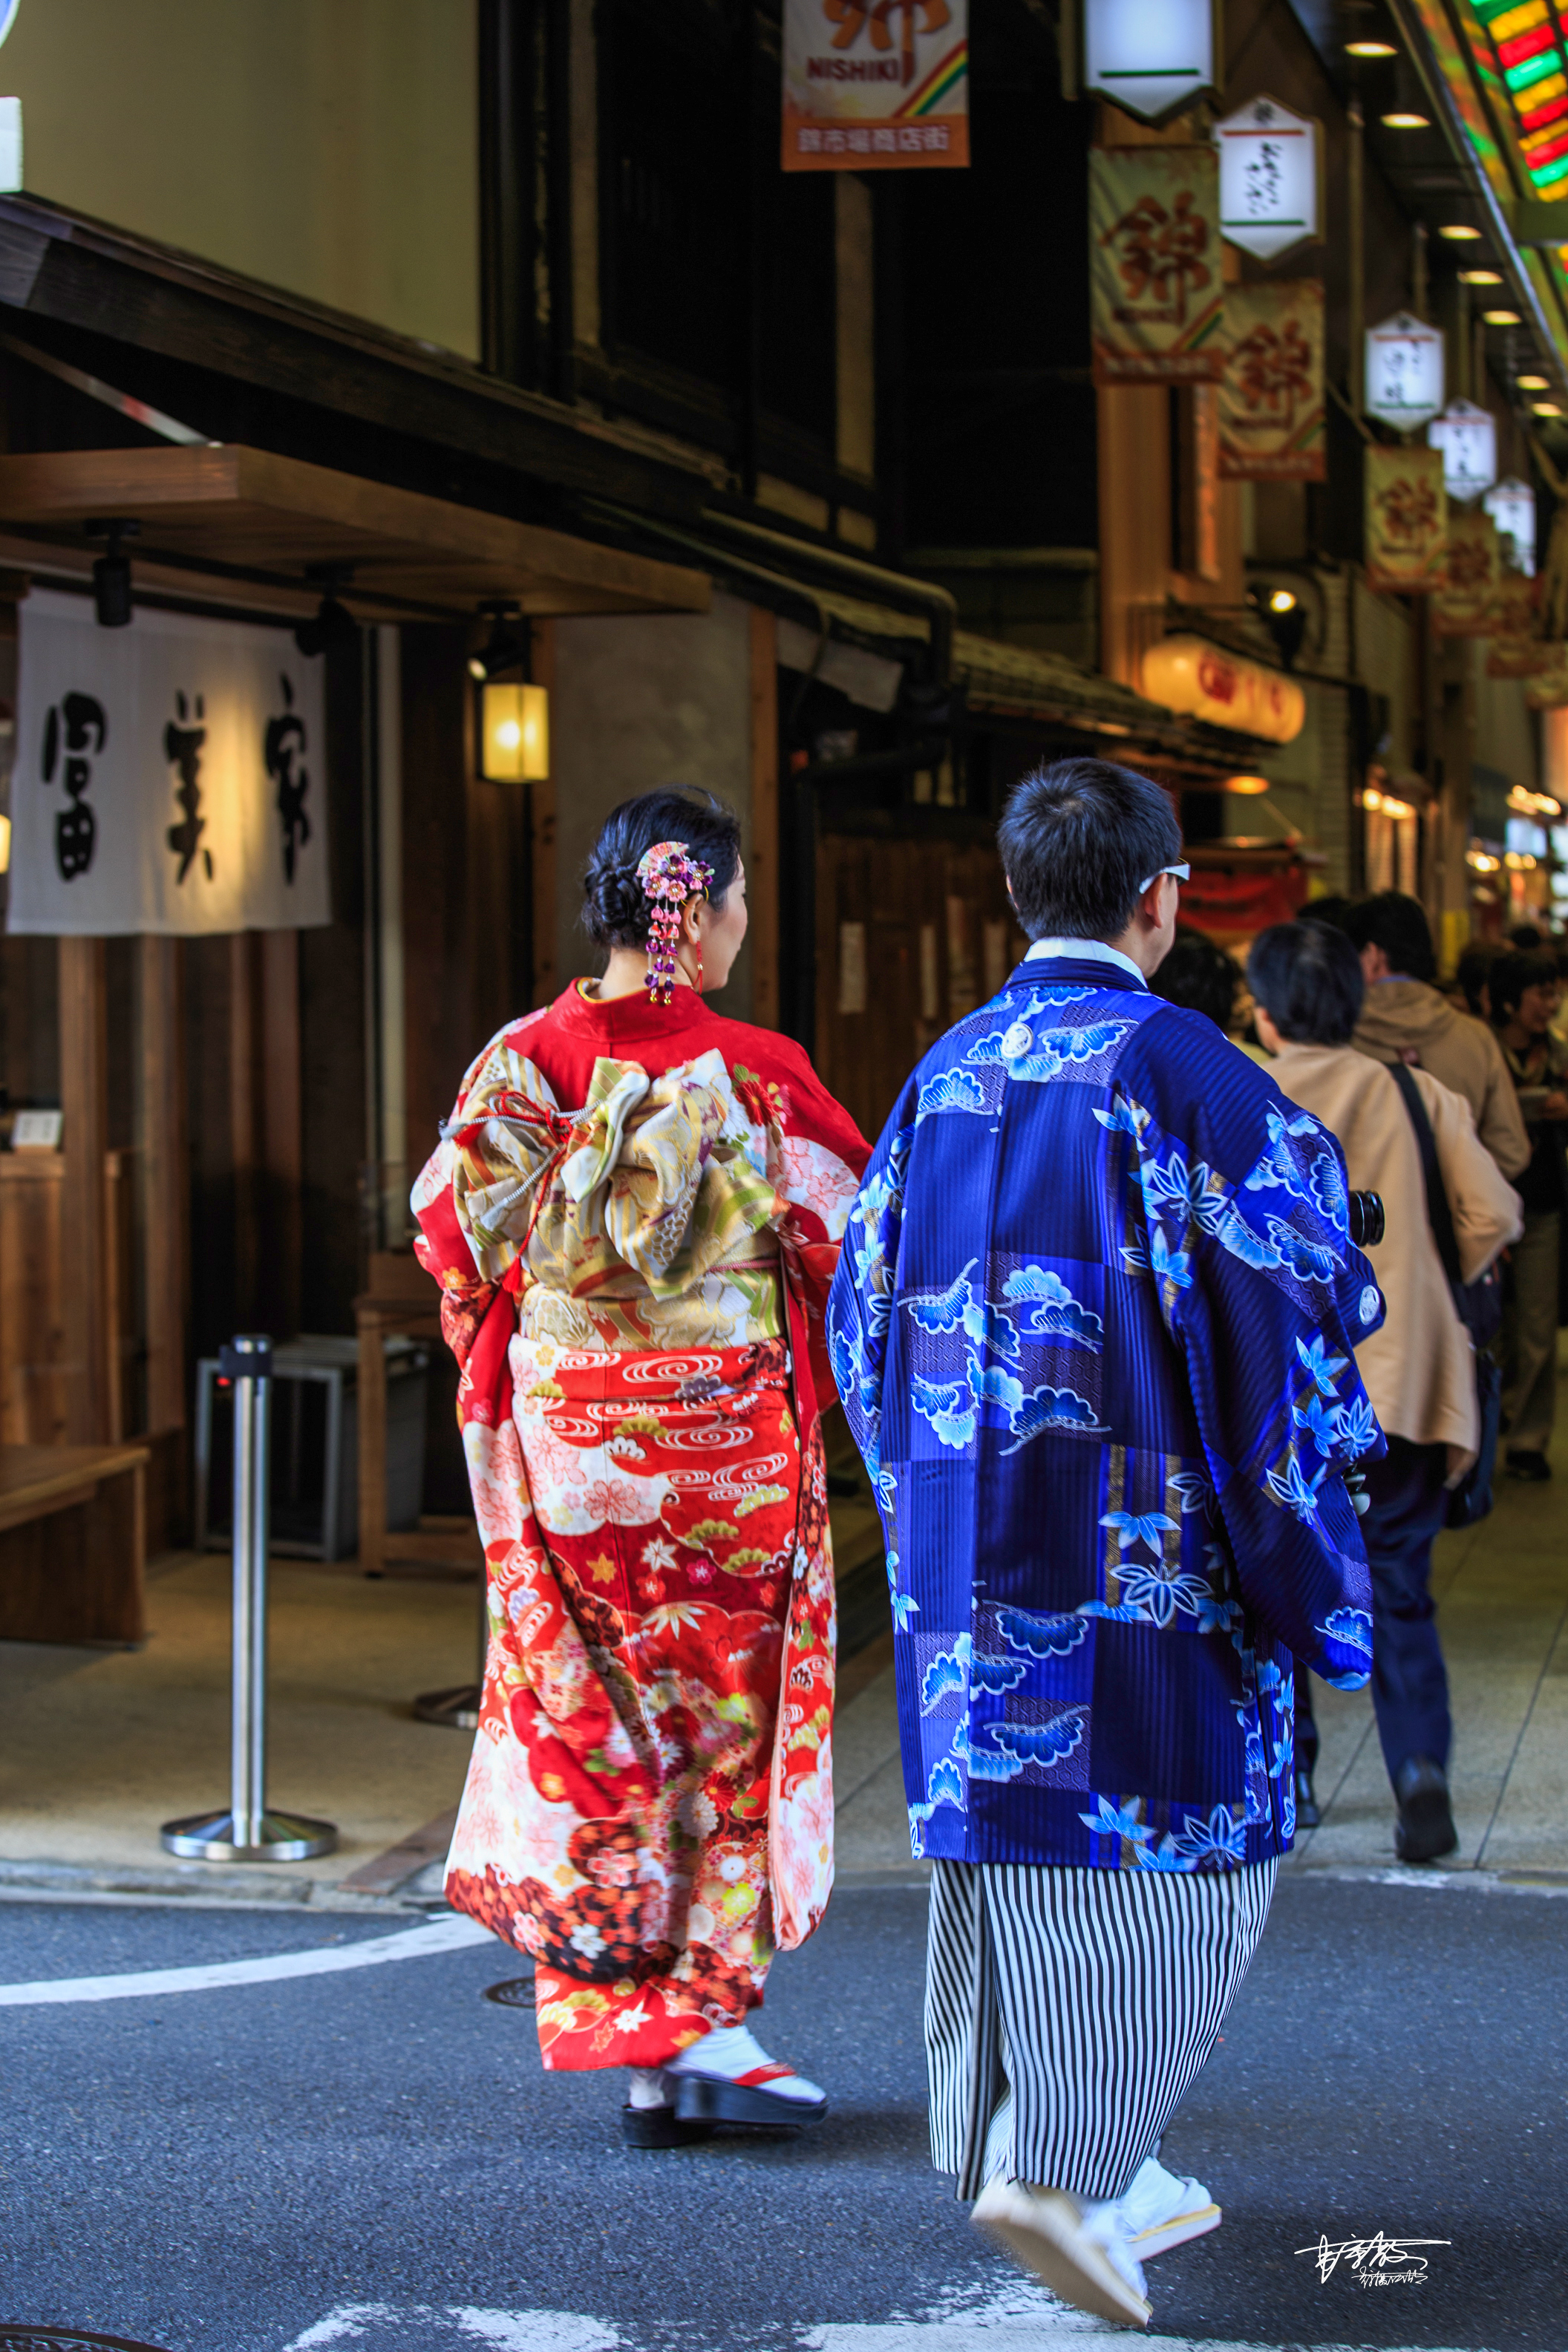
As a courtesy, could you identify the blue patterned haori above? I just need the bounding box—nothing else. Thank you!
[826,955,1382,1873]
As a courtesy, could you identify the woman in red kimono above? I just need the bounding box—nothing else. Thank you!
[412,788,869,2146]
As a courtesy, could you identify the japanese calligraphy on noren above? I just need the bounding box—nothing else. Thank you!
[41,690,106,882]
[1219,281,1326,480]
[165,687,212,883]
[10,589,330,935]
[264,673,310,882]
[1090,148,1225,385]
[783,0,969,171]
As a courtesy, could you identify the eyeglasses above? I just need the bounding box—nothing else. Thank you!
[1138,861,1190,894]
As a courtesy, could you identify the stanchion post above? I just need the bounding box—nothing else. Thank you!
[162,1333,338,1863]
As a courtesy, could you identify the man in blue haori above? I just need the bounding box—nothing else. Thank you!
[826,760,1381,2331]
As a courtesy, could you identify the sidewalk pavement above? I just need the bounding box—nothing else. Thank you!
[2,1400,1564,1910]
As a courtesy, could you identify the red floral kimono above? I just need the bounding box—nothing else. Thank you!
[412,983,869,2071]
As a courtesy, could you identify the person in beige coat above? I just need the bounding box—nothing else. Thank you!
[1340,891,1529,1182]
[1249,921,1522,1866]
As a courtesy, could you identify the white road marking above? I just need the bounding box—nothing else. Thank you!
[280,2294,1477,2352]
[0,1910,491,2007]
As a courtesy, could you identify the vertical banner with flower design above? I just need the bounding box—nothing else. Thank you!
[782,0,969,171]
[1364,445,1447,596]
[1487,573,1551,678]
[1090,147,1225,385]
[1433,506,1500,637]
[1218,280,1325,480]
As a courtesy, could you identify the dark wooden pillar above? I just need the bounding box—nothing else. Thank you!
[59,935,109,1443]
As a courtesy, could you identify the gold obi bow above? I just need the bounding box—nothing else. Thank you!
[451,1048,784,1297]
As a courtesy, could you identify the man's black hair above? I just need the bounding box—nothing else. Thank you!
[1248,920,1366,1046]
[1149,925,1239,1029]
[996,758,1182,941]
[1301,894,1354,935]
[1489,948,1560,1022]
[1340,890,1437,984]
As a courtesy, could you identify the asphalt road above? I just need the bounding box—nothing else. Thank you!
[0,1872,1563,2352]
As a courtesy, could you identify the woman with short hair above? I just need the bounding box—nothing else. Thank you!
[413,787,869,2144]
[1247,921,1520,1863]
[1489,948,1568,1480]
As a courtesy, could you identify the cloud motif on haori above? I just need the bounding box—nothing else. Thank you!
[1002,1383,1105,1453]
[927,1755,965,1810]
[969,1357,1024,1416]
[1319,1605,1373,1655]
[1006,1019,1133,1085]
[904,1261,1022,1362]
[983,1708,1088,1770]
[1266,1217,1341,1284]
[911,1374,976,1451]
[1002,1265,1104,1342]
[1308,1148,1348,1233]
[970,1650,1030,1693]
[921,1632,973,1712]
[916,1068,987,1121]
[995,1604,1091,1659]
[1244,1102,1319,1198]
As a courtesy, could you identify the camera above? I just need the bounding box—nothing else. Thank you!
[1347,1190,1384,1248]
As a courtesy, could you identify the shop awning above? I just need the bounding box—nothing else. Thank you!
[0,444,711,624]
[953,631,1279,777]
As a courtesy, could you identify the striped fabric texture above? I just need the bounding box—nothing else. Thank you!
[926,1855,1279,2203]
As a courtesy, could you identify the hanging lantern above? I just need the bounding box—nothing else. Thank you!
[1427,399,1497,503]
[1485,475,1537,575]
[1365,310,1446,431]
[1213,94,1322,262]
[480,682,549,783]
[1082,0,1218,125]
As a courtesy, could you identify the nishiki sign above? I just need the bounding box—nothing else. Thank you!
[782,0,969,170]
[10,589,330,935]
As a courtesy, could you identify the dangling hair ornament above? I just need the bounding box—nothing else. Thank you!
[636,839,714,1006]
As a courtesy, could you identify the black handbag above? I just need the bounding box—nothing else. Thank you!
[1389,1064,1503,1529]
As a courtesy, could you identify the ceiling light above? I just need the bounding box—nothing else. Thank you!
[468,601,524,682]
[1268,589,1298,613]
[1458,268,1503,284]
[1483,308,1523,324]
[1225,774,1270,796]
[1382,111,1430,128]
[1519,373,1549,389]
[1437,224,1481,241]
[1347,39,1397,56]
[1533,400,1564,415]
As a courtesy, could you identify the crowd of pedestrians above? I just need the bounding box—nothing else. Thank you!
[415,767,1558,2336]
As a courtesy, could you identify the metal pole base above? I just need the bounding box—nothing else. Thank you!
[413,1683,480,1730]
[160,1809,339,1862]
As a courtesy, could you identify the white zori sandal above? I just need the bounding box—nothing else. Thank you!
[664,2022,829,2126]
[973,2179,1152,2331]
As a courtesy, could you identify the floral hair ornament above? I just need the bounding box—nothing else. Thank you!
[636,839,715,1005]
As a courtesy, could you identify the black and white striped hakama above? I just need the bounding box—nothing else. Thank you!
[925,1856,1278,2204]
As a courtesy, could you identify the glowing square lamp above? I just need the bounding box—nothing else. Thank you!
[480,682,549,782]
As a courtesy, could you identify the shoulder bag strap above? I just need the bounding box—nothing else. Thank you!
[1389,1062,1463,1292]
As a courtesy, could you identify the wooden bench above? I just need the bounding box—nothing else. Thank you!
[0,1440,151,1644]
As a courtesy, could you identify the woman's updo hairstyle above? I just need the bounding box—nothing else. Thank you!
[581,788,742,949]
